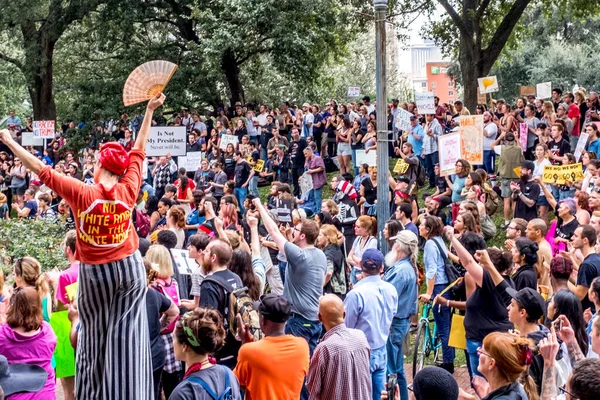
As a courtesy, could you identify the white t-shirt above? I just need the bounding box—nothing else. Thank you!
[257,112,269,127]
[365,104,375,114]
[533,158,552,194]
[483,122,498,150]
[303,113,314,136]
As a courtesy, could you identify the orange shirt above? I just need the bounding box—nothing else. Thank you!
[234,335,309,400]
[38,150,144,264]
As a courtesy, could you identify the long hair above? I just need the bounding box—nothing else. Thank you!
[385,219,404,249]
[229,249,261,301]
[145,244,174,279]
[220,203,238,228]
[169,206,186,229]
[14,257,48,297]
[552,290,589,355]
[7,287,43,332]
[356,215,377,237]
[483,332,539,400]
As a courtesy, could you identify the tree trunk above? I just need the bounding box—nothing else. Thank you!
[459,38,489,112]
[221,49,245,106]
[22,27,57,121]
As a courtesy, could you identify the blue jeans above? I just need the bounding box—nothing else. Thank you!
[432,284,455,364]
[350,267,361,285]
[424,152,439,187]
[278,261,287,285]
[352,149,359,175]
[386,317,410,400]
[559,188,576,201]
[466,338,483,378]
[370,346,387,400]
[249,175,259,197]
[285,314,322,358]
[234,187,248,213]
[483,150,495,174]
[310,187,323,214]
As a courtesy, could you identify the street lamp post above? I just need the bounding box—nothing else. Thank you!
[374,0,390,254]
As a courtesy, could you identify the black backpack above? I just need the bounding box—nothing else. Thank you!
[431,237,462,284]
[415,160,426,187]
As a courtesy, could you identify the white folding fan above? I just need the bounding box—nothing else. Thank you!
[122,60,178,107]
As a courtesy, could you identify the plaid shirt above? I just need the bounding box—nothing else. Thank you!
[423,118,443,155]
[306,324,371,400]
[162,333,183,373]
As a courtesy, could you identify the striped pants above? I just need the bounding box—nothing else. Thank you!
[76,251,154,399]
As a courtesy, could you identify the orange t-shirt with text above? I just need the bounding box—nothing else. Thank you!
[38,149,144,265]
[233,335,309,400]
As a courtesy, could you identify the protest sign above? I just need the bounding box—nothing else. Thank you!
[347,86,361,97]
[220,134,239,150]
[477,88,487,104]
[33,120,55,138]
[275,198,293,223]
[477,76,499,94]
[393,159,410,175]
[439,133,461,176]
[519,86,536,97]
[142,158,149,178]
[65,282,78,302]
[459,115,484,165]
[519,123,528,151]
[170,249,196,275]
[145,126,186,156]
[574,132,590,161]
[416,92,435,114]
[178,152,202,172]
[536,82,552,99]
[355,149,377,166]
[541,163,584,185]
[395,108,413,132]
[299,173,313,197]
[21,132,44,146]
[50,311,76,379]
[247,157,265,172]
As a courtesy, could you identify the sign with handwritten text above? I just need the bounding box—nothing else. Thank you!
[76,200,133,247]
[33,120,55,138]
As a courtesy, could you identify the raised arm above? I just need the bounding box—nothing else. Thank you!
[0,130,45,174]
[133,93,166,151]
[444,226,483,286]
[253,197,287,251]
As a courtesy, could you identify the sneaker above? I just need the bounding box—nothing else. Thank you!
[408,324,418,333]
[501,221,510,229]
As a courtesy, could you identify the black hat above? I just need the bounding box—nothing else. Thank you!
[521,160,535,172]
[0,355,48,396]
[506,287,546,321]
[409,115,418,121]
[413,366,459,400]
[396,175,411,184]
[254,294,291,323]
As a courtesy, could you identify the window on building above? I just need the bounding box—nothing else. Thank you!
[448,91,454,96]
[448,81,454,87]
[431,82,437,89]
[421,82,427,88]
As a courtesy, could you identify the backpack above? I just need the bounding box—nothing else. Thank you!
[432,237,462,284]
[415,160,426,187]
[153,279,181,334]
[186,365,233,400]
[133,208,151,238]
[202,277,264,342]
[483,184,500,216]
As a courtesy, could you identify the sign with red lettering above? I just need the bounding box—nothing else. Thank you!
[76,199,133,247]
[33,120,55,138]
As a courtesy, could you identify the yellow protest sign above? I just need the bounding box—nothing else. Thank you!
[513,167,521,178]
[541,163,584,185]
[393,159,409,175]
[253,159,265,173]
[65,282,78,302]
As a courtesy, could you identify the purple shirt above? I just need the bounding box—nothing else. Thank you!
[306,155,326,190]
[56,262,79,304]
[0,322,57,400]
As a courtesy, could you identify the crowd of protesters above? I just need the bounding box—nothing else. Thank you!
[1,88,600,400]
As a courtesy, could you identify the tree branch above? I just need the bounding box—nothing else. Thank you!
[436,0,473,42]
[476,0,492,20]
[0,52,23,69]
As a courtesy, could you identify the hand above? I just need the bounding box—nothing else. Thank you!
[380,382,400,400]
[236,314,254,344]
[475,249,492,268]
[555,315,576,344]
[538,326,560,366]
[504,239,515,250]
[204,200,214,214]
[443,225,455,240]
[433,294,446,306]
[147,92,166,111]
[252,197,262,209]
[584,307,593,323]
[419,293,432,303]
[0,129,13,144]
[365,148,370,153]
[11,203,18,210]
[214,216,224,231]
[67,301,79,322]
[242,182,248,188]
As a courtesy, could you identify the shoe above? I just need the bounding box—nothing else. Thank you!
[501,221,510,229]
[409,324,418,333]
[441,363,455,374]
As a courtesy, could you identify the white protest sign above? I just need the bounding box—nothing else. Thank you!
[477,76,499,94]
[219,134,239,150]
[536,82,552,99]
[33,120,55,138]
[170,249,196,275]
[347,86,361,97]
[142,158,149,178]
[438,133,461,176]
[574,132,590,162]
[415,92,435,114]
[21,132,44,146]
[395,108,413,132]
[355,149,377,166]
[299,173,313,197]
[178,152,203,172]
[145,126,187,156]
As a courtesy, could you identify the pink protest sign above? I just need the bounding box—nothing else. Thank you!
[519,123,528,151]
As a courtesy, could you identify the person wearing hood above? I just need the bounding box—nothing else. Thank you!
[330,175,359,255]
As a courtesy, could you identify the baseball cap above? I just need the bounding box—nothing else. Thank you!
[409,115,418,121]
[254,293,291,323]
[558,102,569,112]
[505,132,515,141]
[396,175,411,184]
[506,287,546,321]
[361,248,384,271]
[302,103,311,108]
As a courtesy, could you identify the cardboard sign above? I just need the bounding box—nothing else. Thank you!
[459,115,484,165]
[142,158,149,178]
[477,76,499,94]
[574,132,590,161]
[416,92,435,114]
[393,159,410,175]
[541,163,584,185]
[178,151,203,172]
[519,86,536,97]
[347,86,361,97]
[536,82,552,99]
[477,88,487,104]
[355,149,377,166]
[65,282,78,302]
[21,132,44,146]
[519,123,528,151]
[33,120,55,138]
[439,133,461,176]
[170,249,196,275]
[50,311,76,379]
[145,126,187,156]
[220,134,239,150]
[395,108,413,132]
[275,198,293,224]
[299,173,313,197]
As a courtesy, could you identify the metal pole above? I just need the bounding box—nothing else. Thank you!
[374,0,390,254]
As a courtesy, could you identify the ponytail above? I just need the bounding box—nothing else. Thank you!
[35,272,49,298]
[519,372,539,400]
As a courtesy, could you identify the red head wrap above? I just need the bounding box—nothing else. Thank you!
[98,142,129,176]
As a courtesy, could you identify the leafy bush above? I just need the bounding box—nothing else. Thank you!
[0,219,69,275]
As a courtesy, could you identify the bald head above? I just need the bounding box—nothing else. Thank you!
[318,294,345,330]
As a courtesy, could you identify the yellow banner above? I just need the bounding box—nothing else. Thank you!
[541,163,584,185]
